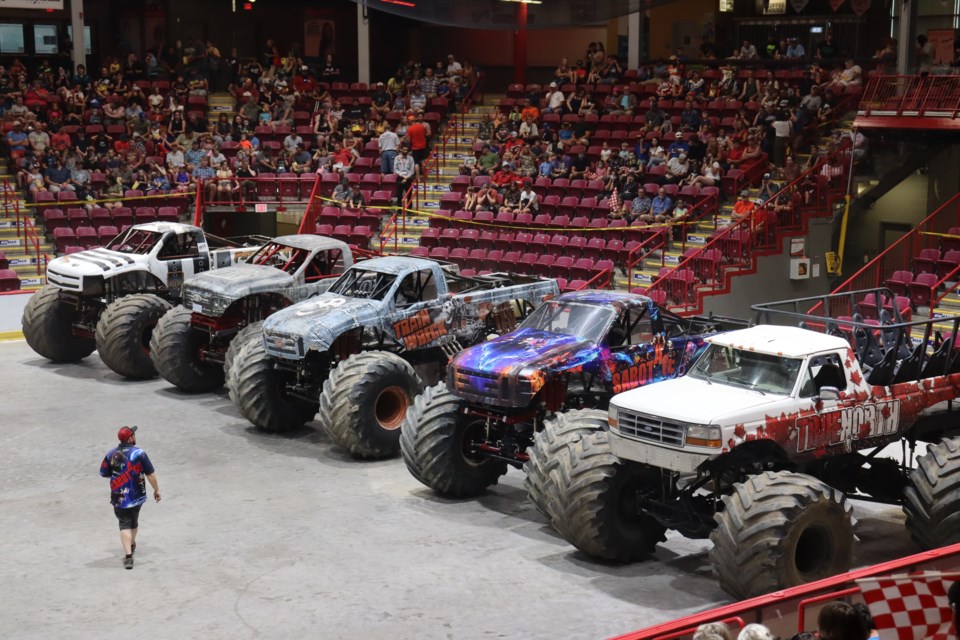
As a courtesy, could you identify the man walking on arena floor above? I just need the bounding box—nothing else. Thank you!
[99,426,161,569]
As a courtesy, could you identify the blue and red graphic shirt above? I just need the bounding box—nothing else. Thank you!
[99,445,155,508]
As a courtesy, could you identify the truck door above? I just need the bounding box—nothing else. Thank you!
[607,306,686,393]
[155,231,202,295]
[388,269,450,349]
[795,352,859,454]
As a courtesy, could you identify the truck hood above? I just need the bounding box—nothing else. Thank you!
[47,249,141,277]
[184,264,294,316]
[452,328,596,379]
[262,294,381,357]
[611,376,786,425]
[449,327,598,406]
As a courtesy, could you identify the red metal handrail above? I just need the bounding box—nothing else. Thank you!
[625,229,669,292]
[645,149,847,314]
[822,191,960,310]
[860,75,960,117]
[21,215,42,275]
[613,542,960,640]
[297,174,324,234]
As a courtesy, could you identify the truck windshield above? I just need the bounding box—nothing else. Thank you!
[248,242,309,275]
[519,301,616,344]
[688,344,802,395]
[327,268,396,300]
[105,228,163,255]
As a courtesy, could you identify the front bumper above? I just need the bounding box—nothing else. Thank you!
[608,430,714,474]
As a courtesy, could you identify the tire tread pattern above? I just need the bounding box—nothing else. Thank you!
[22,285,95,362]
[95,294,172,379]
[709,470,856,599]
[319,351,422,459]
[904,437,960,549]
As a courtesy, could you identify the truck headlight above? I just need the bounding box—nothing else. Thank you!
[608,407,618,430]
[686,425,721,448]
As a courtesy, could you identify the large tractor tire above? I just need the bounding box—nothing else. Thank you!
[96,294,172,379]
[150,305,225,392]
[710,470,856,599]
[399,382,507,497]
[232,340,317,432]
[523,409,609,522]
[224,321,263,401]
[549,429,667,562]
[21,285,96,362]
[319,351,423,459]
[904,437,960,549]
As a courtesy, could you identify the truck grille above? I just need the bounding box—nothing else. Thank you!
[617,410,685,447]
[46,269,81,291]
[451,366,533,404]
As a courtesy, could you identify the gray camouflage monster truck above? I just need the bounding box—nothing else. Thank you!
[230,256,559,459]
[150,235,368,393]
[22,222,263,379]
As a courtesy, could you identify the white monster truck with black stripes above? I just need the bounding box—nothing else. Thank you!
[22,222,263,379]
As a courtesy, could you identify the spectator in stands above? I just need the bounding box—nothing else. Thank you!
[420,68,439,98]
[850,603,879,639]
[692,622,734,640]
[477,181,499,212]
[566,87,595,116]
[758,173,781,202]
[44,157,75,194]
[405,114,429,167]
[786,37,806,59]
[740,40,759,59]
[332,176,351,203]
[498,182,519,213]
[643,98,669,135]
[817,601,868,640]
[6,121,29,158]
[688,160,722,188]
[816,33,838,60]
[394,145,416,205]
[544,82,565,114]
[851,129,869,163]
[731,190,756,224]
[462,186,480,212]
[664,153,690,184]
[446,54,463,79]
[377,123,399,175]
[236,158,257,200]
[409,84,428,112]
[519,115,539,143]
[345,185,365,209]
[873,39,897,73]
[648,187,673,221]
[28,122,50,156]
[370,82,392,117]
[825,59,862,90]
[517,181,539,213]
[736,625,774,640]
[916,35,935,75]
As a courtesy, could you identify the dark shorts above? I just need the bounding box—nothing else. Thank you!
[113,505,142,530]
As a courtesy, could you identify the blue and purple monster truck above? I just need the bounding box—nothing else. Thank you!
[399,290,746,514]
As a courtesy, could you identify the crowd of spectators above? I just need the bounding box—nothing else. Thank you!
[1,40,480,215]
[690,600,879,640]
[454,38,856,230]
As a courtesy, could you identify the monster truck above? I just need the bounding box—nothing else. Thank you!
[400,290,744,508]
[229,256,559,458]
[22,223,263,379]
[149,235,367,392]
[544,288,960,599]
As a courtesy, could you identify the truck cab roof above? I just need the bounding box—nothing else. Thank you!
[356,256,440,276]
[555,290,652,310]
[706,325,849,359]
[271,235,349,253]
[129,221,199,235]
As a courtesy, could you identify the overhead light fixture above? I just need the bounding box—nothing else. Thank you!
[501,0,543,4]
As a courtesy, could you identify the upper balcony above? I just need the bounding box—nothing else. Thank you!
[855,74,960,130]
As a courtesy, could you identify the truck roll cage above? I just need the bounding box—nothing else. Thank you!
[751,287,960,386]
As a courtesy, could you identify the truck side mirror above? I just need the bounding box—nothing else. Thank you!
[817,386,840,401]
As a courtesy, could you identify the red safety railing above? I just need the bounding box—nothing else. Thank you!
[22,216,43,275]
[860,74,960,118]
[645,148,849,314]
[625,229,669,292]
[296,174,324,234]
[821,191,960,311]
[613,542,960,640]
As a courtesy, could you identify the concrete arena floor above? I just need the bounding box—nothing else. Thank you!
[0,340,923,640]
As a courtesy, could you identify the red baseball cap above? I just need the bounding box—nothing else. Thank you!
[117,425,138,442]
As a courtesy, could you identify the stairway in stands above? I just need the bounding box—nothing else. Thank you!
[0,161,50,291]
[379,102,493,253]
